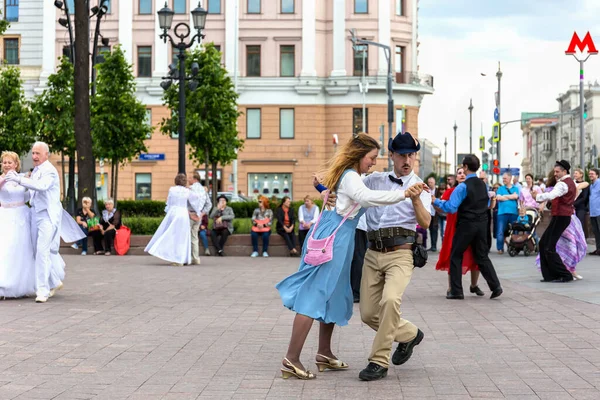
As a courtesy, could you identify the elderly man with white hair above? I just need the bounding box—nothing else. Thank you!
[5,142,65,302]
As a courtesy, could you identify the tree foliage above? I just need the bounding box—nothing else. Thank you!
[0,67,36,155]
[32,57,76,156]
[161,44,242,202]
[92,45,152,200]
[0,11,9,36]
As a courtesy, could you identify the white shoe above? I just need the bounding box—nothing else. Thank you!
[263,252,269,257]
[49,282,64,298]
[573,274,583,280]
[71,243,79,249]
[35,295,48,303]
[204,249,211,256]
[81,251,87,256]
[251,251,259,257]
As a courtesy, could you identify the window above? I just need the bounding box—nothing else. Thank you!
[145,109,153,138]
[248,0,260,13]
[214,45,221,53]
[280,109,295,139]
[5,0,18,22]
[354,0,368,14]
[170,110,179,138]
[139,0,151,14]
[353,108,368,135]
[95,46,110,64]
[280,45,295,77]
[172,46,179,64]
[246,45,261,77]
[208,0,221,13]
[137,46,152,77]
[248,173,292,200]
[246,109,261,139]
[353,44,368,76]
[98,45,111,54]
[62,45,74,62]
[135,174,152,200]
[3,39,19,65]
[174,0,185,13]
[104,0,111,13]
[281,0,294,13]
[396,108,404,133]
[395,45,403,73]
[395,0,403,15]
[66,0,74,11]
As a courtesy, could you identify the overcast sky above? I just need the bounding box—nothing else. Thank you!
[417,0,600,171]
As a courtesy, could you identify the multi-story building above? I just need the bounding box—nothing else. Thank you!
[10,0,433,201]
[522,83,600,177]
[0,0,45,96]
[520,114,558,179]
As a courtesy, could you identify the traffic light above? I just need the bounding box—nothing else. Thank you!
[482,153,489,171]
[584,102,588,119]
[492,159,500,175]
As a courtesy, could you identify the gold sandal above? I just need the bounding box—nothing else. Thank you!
[315,354,349,372]
[281,358,316,380]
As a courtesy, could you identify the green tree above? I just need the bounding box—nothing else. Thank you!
[0,11,9,36]
[0,67,36,156]
[32,56,76,202]
[160,44,243,205]
[92,45,152,202]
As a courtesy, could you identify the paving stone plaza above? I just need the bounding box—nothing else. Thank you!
[1,253,600,400]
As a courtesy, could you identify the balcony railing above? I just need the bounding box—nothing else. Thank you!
[395,71,434,89]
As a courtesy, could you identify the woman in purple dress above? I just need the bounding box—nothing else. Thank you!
[536,171,588,279]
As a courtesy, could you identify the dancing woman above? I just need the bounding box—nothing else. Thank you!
[275,133,426,380]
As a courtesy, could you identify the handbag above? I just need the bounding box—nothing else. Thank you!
[114,225,131,256]
[412,243,428,268]
[304,191,359,267]
[87,216,101,232]
[213,210,228,231]
[252,218,271,233]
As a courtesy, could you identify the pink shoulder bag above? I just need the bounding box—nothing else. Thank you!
[304,191,359,267]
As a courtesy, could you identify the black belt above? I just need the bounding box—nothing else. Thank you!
[367,227,416,242]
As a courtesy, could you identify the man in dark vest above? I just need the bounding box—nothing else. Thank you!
[434,154,503,299]
[533,160,577,282]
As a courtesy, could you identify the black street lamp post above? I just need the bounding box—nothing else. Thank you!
[158,2,208,175]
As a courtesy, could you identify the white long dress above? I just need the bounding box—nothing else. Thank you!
[0,181,36,297]
[145,186,199,264]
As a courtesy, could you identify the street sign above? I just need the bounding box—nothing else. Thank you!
[488,147,496,155]
[495,92,499,107]
[456,153,470,168]
[488,136,493,145]
[139,153,166,161]
[492,122,500,142]
[494,108,499,122]
[479,136,485,151]
[500,167,520,176]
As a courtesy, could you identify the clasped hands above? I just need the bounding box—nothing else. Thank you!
[4,171,21,183]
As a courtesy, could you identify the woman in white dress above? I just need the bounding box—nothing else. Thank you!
[0,151,37,298]
[145,174,200,265]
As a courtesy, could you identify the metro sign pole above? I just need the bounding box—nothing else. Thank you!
[565,31,598,169]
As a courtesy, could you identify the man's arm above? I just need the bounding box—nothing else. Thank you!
[8,170,57,192]
[536,182,567,202]
[411,189,431,229]
[433,183,467,214]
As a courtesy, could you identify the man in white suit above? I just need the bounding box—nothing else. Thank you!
[5,142,63,303]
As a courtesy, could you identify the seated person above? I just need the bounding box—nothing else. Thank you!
[73,196,96,256]
[251,196,273,258]
[199,213,210,256]
[210,195,235,256]
[89,198,122,256]
[275,196,298,257]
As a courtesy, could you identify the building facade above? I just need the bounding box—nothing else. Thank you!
[521,83,600,178]
[8,0,433,201]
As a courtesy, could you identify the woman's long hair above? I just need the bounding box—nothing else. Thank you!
[546,169,557,188]
[320,133,380,190]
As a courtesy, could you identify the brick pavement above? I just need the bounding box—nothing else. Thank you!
[1,253,600,400]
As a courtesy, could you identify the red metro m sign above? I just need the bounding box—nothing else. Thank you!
[565,32,598,61]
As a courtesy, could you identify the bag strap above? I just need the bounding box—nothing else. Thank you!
[309,190,360,240]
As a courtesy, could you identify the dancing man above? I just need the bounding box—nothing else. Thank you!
[434,154,503,300]
[533,160,577,282]
[5,142,64,303]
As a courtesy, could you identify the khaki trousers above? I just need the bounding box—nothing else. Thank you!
[360,248,418,368]
[190,218,201,264]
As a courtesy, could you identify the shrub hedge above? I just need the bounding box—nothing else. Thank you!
[123,217,282,235]
[108,198,324,219]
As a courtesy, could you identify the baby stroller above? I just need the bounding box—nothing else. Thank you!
[507,208,541,257]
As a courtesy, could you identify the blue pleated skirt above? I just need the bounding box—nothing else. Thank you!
[276,207,364,326]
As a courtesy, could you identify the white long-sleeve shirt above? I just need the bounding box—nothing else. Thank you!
[298,204,320,224]
[189,182,211,215]
[334,170,406,219]
[536,175,570,203]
